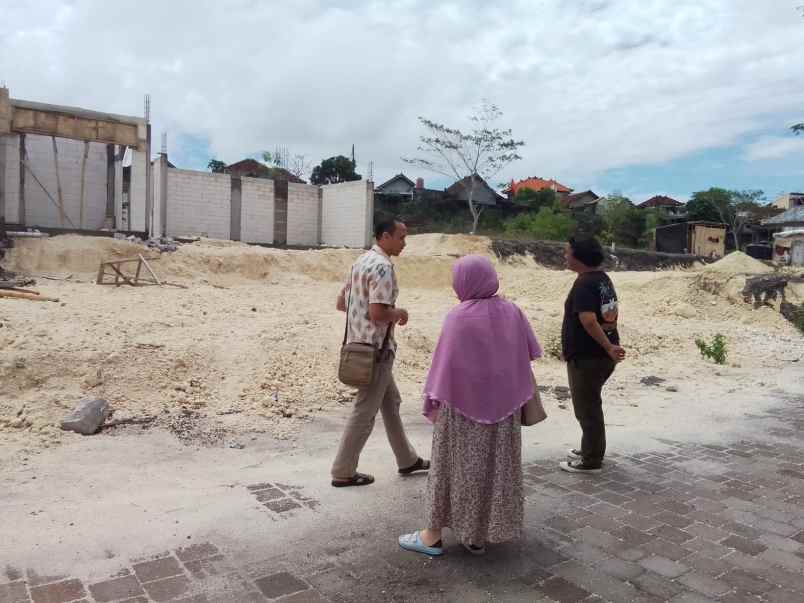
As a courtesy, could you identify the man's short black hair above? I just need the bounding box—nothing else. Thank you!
[375,218,401,240]
[569,236,605,268]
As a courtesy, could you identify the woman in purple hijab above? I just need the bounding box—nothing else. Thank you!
[399,255,542,557]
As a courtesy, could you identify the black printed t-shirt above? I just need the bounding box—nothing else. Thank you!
[561,271,620,360]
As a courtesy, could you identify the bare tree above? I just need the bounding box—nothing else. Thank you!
[287,154,313,182]
[404,102,524,234]
[262,147,312,182]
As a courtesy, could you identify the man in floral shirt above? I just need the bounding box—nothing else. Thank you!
[331,219,429,487]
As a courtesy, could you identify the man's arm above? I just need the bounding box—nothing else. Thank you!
[336,283,349,312]
[579,312,625,362]
[369,303,408,326]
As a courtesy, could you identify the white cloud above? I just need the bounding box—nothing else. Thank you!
[1,0,803,189]
[743,135,804,161]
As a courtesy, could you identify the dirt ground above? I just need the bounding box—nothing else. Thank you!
[0,233,802,467]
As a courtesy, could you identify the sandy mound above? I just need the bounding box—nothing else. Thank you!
[403,233,491,257]
[700,251,773,274]
[4,235,148,275]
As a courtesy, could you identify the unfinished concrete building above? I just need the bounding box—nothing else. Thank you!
[0,87,151,234]
[0,87,374,248]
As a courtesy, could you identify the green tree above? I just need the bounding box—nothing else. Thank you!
[505,207,576,241]
[686,188,731,223]
[514,188,556,211]
[573,210,605,238]
[404,101,524,234]
[687,188,765,250]
[640,207,670,248]
[310,155,361,185]
[207,159,227,173]
[599,196,644,247]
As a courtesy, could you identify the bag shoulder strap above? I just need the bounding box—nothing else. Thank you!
[342,266,354,345]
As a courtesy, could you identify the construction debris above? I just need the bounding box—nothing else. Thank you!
[0,289,59,302]
[97,254,162,287]
[147,237,179,253]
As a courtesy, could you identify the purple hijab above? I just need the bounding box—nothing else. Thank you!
[423,255,542,424]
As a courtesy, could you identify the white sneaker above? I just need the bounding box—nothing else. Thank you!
[559,460,602,474]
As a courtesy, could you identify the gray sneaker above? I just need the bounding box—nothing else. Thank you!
[567,449,582,459]
[559,460,602,474]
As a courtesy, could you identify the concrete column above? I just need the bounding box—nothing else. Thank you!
[364,180,375,248]
[159,154,167,238]
[144,124,152,234]
[317,186,323,246]
[274,179,288,245]
[114,147,124,230]
[230,176,242,242]
[0,136,6,221]
[18,134,25,226]
[105,144,115,228]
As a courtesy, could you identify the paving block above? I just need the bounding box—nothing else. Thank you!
[141,575,191,602]
[88,575,144,602]
[29,579,85,603]
[255,572,309,600]
[639,556,690,578]
[133,556,184,583]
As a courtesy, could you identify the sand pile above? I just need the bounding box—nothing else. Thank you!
[403,233,491,257]
[3,235,460,290]
[700,251,773,274]
[4,235,147,275]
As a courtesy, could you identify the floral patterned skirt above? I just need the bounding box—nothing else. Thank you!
[424,404,523,546]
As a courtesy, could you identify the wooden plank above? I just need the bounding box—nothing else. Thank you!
[79,140,89,229]
[0,289,59,302]
[51,136,66,227]
[21,158,76,228]
[139,254,162,286]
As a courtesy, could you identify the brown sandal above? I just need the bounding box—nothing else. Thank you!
[331,472,375,487]
[399,458,430,475]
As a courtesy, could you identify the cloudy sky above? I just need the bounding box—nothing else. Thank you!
[2,0,803,202]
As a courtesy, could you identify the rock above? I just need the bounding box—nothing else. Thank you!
[14,358,26,369]
[641,376,666,387]
[60,399,111,435]
[671,303,697,319]
[665,386,679,392]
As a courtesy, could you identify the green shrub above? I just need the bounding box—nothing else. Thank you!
[504,207,577,241]
[695,334,728,364]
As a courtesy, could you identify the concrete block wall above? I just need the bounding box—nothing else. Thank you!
[321,180,373,248]
[166,169,231,239]
[287,182,320,246]
[22,134,108,229]
[241,176,274,244]
[0,135,20,223]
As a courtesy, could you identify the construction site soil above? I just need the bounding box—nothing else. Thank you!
[0,233,801,458]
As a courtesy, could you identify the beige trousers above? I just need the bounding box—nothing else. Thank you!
[331,353,419,479]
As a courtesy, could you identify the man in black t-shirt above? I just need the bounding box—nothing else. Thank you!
[559,237,625,474]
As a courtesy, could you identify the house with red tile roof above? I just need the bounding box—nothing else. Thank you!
[637,195,684,210]
[505,176,572,199]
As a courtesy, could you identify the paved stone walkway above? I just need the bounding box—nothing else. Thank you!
[2,400,804,602]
